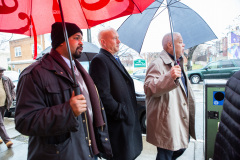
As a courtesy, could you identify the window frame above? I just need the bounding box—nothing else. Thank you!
[14,47,22,57]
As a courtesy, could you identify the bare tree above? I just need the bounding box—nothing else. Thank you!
[186,45,198,70]
[0,33,13,50]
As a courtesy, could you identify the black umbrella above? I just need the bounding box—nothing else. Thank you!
[37,41,99,61]
[117,0,218,62]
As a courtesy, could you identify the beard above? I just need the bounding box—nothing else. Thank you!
[73,51,82,59]
[72,46,83,59]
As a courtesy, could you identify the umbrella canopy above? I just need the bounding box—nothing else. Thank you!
[117,0,218,54]
[37,41,99,61]
[0,0,154,36]
[0,0,154,94]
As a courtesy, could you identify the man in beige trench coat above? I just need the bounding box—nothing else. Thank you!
[144,32,196,160]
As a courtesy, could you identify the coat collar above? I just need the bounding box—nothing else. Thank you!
[40,49,74,83]
[99,48,133,85]
[160,50,184,69]
[1,76,7,81]
[160,50,174,67]
[100,49,131,76]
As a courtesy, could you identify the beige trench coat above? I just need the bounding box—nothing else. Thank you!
[144,50,196,151]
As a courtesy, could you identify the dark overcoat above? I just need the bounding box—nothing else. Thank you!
[89,49,142,160]
[213,71,240,160]
[15,50,112,160]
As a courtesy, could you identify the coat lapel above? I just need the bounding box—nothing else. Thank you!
[101,49,132,81]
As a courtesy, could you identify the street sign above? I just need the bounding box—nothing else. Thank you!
[134,59,146,67]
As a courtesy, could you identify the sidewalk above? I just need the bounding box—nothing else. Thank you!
[0,117,204,160]
[0,117,28,160]
[136,135,204,160]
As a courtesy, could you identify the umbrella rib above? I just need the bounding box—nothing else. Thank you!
[167,0,189,9]
[76,2,90,28]
[130,0,142,13]
[152,6,167,20]
[169,6,190,10]
[29,0,33,37]
[153,0,190,21]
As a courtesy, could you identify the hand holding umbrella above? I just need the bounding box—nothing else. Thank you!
[70,91,87,117]
[170,65,181,80]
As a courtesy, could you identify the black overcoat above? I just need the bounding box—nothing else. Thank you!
[89,49,142,160]
[213,71,240,160]
[15,49,112,160]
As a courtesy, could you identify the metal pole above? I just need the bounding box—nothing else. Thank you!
[57,0,80,95]
[167,0,177,65]
[87,29,92,43]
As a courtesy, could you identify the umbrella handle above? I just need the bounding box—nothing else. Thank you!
[74,85,81,96]
[174,61,180,80]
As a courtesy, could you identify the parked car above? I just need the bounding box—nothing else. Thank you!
[3,71,20,117]
[131,68,146,81]
[187,59,240,84]
[132,77,146,133]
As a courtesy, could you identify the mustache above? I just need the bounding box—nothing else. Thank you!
[77,44,83,49]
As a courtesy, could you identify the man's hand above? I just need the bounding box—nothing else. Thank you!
[70,91,87,117]
[170,65,181,80]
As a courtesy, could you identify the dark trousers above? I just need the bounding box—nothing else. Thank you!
[156,147,186,160]
[0,106,11,144]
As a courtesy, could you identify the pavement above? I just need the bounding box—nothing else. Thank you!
[0,117,204,160]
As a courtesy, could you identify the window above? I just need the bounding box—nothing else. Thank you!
[32,44,43,55]
[218,61,234,68]
[234,59,240,67]
[135,70,143,74]
[207,62,218,69]
[14,47,21,57]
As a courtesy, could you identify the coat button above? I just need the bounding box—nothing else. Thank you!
[183,103,186,105]
[105,138,108,141]
[102,107,104,110]
[83,120,85,123]
[56,151,59,154]
[86,137,88,140]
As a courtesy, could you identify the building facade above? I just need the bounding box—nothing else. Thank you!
[8,35,45,72]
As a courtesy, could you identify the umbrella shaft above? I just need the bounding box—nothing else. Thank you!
[167,2,177,62]
[57,0,79,90]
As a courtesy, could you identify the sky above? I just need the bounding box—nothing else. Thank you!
[140,0,240,52]
[90,0,240,53]
[1,0,240,53]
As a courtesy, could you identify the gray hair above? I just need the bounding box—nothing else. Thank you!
[98,27,116,44]
[162,32,181,50]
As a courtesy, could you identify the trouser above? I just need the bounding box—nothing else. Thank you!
[156,147,186,160]
[0,106,11,144]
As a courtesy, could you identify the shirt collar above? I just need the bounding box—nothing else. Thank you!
[167,52,182,62]
[61,55,75,69]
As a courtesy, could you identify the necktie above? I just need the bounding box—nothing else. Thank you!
[115,56,121,64]
[115,56,124,69]
[176,60,188,97]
